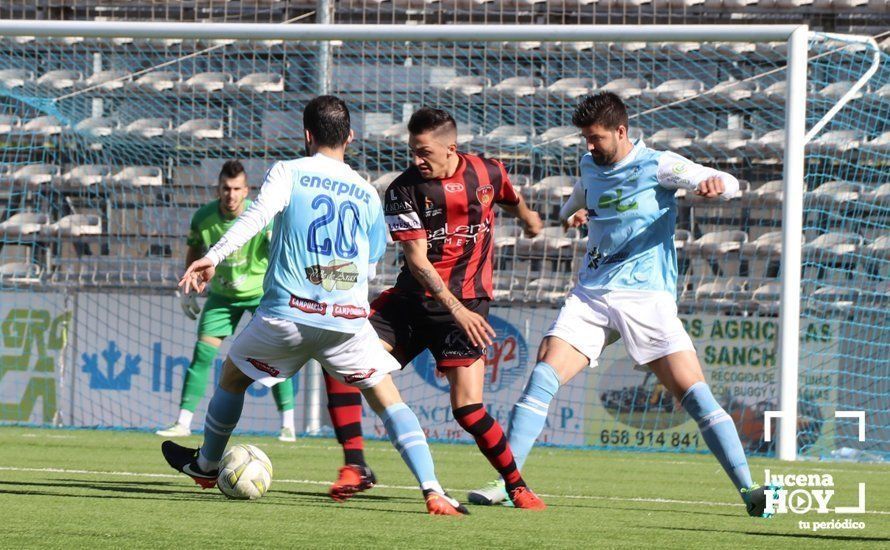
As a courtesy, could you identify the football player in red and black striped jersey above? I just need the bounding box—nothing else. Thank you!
[326,107,546,510]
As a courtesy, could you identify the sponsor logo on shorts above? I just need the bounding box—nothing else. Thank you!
[444,182,464,193]
[289,295,328,315]
[476,184,494,206]
[305,260,359,291]
[332,304,368,319]
[246,357,280,377]
[344,369,377,383]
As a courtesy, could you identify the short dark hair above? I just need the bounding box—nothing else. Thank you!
[572,92,629,130]
[408,106,457,136]
[303,95,351,148]
[218,160,246,185]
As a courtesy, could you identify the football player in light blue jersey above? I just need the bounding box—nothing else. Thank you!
[162,96,469,516]
[469,92,778,517]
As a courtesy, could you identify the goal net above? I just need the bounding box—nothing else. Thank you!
[0,23,886,460]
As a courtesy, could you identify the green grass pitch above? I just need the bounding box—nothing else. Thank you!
[1,427,887,548]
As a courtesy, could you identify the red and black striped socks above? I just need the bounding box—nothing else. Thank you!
[323,372,366,466]
[453,403,525,491]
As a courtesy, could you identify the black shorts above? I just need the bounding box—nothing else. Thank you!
[369,288,489,370]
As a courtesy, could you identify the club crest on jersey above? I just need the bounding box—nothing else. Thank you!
[289,295,328,315]
[305,260,359,291]
[476,184,494,206]
[444,182,465,193]
[246,357,280,377]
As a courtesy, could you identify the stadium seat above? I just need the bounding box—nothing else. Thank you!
[757,0,814,7]
[543,78,595,99]
[13,164,60,185]
[674,229,692,250]
[659,42,703,56]
[491,76,543,97]
[751,281,781,315]
[860,132,890,157]
[0,212,51,236]
[818,80,863,100]
[515,226,577,262]
[754,42,788,61]
[182,72,233,92]
[687,230,748,255]
[599,77,648,100]
[809,286,860,316]
[813,0,868,9]
[123,118,172,138]
[502,40,541,51]
[749,180,784,204]
[645,79,705,102]
[0,115,21,135]
[529,175,575,209]
[866,0,889,11]
[525,276,571,303]
[608,41,647,54]
[702,0,758,8]
[435,75,490,96]
[697,129,752,159]
[709,78,758,104]
[22,115,63,135]
[741,230,787,257]
[477,125,533,148]
[236,72,285,93]
[807,130,865,156]
[535,126,582,148]
[647,128,697,150]
[134,71,182,91]
[61,165,111,187]
[112,166,164,187]
[803,232,862,260]
[808,181,862,204]
[694,278,750,312]
[43,214,103,237]
[74,117,118,138]
[867,182,890,205]
[866,235,890,259]
[176,119,224,139]
[84,70,130,90]
[0,68,34,88]
[456,121,479,145]
[743,128,784,162]
[377,123,409,144]
[371,171,402,196]
[700,42,756,58]
[35,70,83,90]
[0,261,42,282]
[756,80,789,104]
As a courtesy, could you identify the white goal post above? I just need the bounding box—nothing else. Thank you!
[0,20,810,461]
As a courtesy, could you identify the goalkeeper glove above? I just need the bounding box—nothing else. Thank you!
[177,290,202,320]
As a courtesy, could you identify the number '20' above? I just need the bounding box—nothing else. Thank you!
[307,195,360,259]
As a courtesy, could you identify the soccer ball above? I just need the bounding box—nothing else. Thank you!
[216,444,273,500]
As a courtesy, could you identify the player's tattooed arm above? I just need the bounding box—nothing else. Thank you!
[399,239,495,346]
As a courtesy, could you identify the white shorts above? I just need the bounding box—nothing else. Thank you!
[545,286,694,367]
[228,315,400,389]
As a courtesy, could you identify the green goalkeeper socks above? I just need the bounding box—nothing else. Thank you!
[179,340,219,413]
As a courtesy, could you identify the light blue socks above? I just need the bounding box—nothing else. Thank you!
[198,386,245,469]
[681,381,754,491]
[507,361,561,470]
[380,402,442,493]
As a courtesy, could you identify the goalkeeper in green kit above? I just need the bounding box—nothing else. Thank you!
[156,160,296,441]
